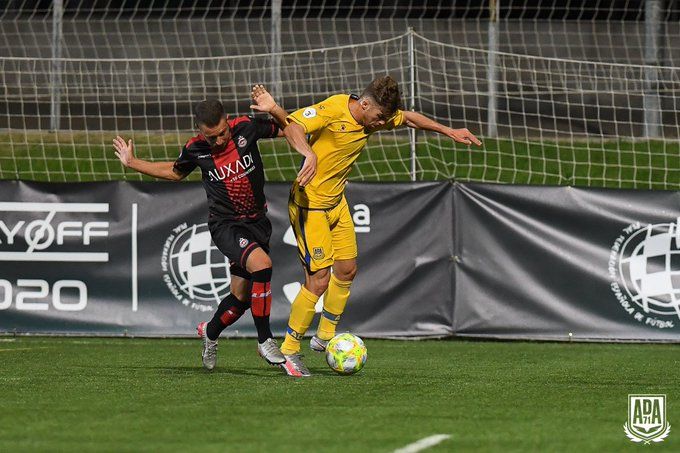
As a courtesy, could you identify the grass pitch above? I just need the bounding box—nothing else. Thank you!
[1,131,678,190]
[1,337,679,452]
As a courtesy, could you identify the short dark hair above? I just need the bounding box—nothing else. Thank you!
[361,75,403,117]
[194,99,225,128]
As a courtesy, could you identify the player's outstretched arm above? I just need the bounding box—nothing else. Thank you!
[250,84,288,132]
[402,111,482,147]
[249,85,317,186]
[112,136,186,181]
[282,123,317,187]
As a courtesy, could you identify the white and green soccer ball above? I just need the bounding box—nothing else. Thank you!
[325,333,367,375]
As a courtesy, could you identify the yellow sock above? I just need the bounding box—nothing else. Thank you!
[281,285,319,355]
[317,274,352,341]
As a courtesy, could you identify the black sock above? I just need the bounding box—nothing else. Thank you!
[206,293,250,341]
[250,268,273,343]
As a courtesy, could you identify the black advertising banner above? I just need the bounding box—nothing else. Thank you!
[0,181,453,337]
[453,183,680,341]
[3,180,680,342]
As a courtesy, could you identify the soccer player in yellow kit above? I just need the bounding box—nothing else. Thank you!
[270,76,482,376]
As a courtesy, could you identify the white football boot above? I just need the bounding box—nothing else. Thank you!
[281,353,311,377]
[197,322,218,371]
[309,335,329,353]
[257,338,286,365]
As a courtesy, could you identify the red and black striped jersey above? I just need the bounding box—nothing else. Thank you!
[173,115,279,220]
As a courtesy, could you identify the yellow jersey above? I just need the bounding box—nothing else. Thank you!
[286,94,404,209]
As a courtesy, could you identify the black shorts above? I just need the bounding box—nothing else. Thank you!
[209,215,272,280]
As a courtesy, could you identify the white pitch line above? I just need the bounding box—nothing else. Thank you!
[393,435,452,453]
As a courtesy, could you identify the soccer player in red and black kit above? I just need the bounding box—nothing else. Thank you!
[112,90,316,374]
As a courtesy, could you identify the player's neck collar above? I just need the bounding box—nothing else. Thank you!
[347,94,362,125]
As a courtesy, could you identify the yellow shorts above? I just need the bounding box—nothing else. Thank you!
[288,195,357,273]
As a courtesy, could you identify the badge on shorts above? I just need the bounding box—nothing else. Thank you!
[313,247,324,260]
[239,237,249,248]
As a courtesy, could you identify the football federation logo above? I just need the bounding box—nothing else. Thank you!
[608,219,680,329]
[313,247,324,260]
[624,394,671,443]
[161,223,230,312]
[236,135,247,148]
[303,107,317,118]
[239,237,249,248]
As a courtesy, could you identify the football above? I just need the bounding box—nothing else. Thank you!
[325,333,367,375]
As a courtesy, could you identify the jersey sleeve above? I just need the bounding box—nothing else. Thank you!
[383,109,405,130]
[249,116,280,139]
[286,101,333,134]
[173,144,197,175]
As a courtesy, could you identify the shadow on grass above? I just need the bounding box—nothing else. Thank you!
[307,367,339,376]
[90,363,346,378]
[157,365,345,378]
[103,365,281,378]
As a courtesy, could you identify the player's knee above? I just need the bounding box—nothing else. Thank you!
[334,263,357,282]
[231,286,250,302]
[251,255,272,272]
[246,248,272,273]
[308,279,329,296]
[262,253,273,269]
[306,268,330,296]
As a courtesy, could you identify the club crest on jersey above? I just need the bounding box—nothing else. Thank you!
[313,247,324,260]
[239,237,249,248]
[236,135,247,148]
[303,107,317,118]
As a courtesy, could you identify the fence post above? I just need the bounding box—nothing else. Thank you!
[486,0,499,138]
[50,0,63,131]
[408,28,417,181]
[270,0,282,97]
[644,0,662,138]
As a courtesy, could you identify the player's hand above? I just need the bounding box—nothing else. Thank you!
[447,128,482,147]
[112,135,135,167]
[296,151,317,187]
[249,84,277,113]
